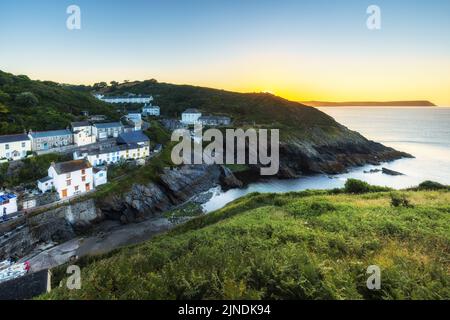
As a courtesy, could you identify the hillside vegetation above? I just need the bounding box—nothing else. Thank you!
[0,70,118,135]
[44,183,449,300]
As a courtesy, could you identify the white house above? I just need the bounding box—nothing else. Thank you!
[71,121,97,147]
[181,108,202,125]
[92,122,124,140]
[37,160,95,199]
[95,94,153,104]
[93,167,108,187]
[73,143,149,167]
[37,176,54,193]
[124,113,143,131]
[0,193,18,217]
[142,104,160,116]
[0,134,32,161]
[28,129,73,151]
[199,115,232,126]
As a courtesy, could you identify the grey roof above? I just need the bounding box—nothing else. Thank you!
[71,121,91,128]
[101,95,152,100]
[30,129,72,139]
[0,134,30,144]
[86,143,140,156]
[183,108,201,114]
[117,131,149,145]
[53,160,92,175]
[93,122,123,129]
[199,116,231,121]
[38,176,53,183]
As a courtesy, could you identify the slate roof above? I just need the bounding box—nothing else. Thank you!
[85,143,140,156]
[38,176,53,183]
[117,131,149,145]
[93,122,123,129]
[53,159,92,175]
[0,134,30,144]
[183,108,201,114]
[29,130,72,139]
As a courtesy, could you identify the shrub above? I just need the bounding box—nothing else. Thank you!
[344,179,391,194]
[344,179,371,194]
[417,181,447,191]
[390,193,413,208]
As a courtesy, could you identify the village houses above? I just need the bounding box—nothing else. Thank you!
[95,94,153,104]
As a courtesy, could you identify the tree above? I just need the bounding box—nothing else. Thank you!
[0,90,10,103]
[93,82,107,90]
[15,92,39,107]
[0,102,9,113]
[110,81,119,87]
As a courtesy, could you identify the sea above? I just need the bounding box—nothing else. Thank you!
[203,107,450,212]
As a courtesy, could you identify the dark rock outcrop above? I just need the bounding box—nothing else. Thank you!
[0,199,100,260]
[99,164,236,223]
[382,167,405,176]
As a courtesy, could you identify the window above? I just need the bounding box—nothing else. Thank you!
[81,169,85,175]
[99,173,104,177]
[66,173,71,179]
[67,180,72,186]
[75,186,79,191]
[21,142,26,148]
[82,176,86,182]
[5,144,9,150]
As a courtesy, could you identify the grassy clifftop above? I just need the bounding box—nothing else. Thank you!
[44,184,449,300]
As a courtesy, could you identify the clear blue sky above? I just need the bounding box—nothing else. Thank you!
[1,0,449,104]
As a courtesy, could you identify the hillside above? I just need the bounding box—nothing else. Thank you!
[0,70,118,135]
[96,80,412,175]
[43,183,450,300]
[302,101,436,107]
[0,72,411,177]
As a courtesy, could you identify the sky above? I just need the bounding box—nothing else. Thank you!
[0,0,449,105]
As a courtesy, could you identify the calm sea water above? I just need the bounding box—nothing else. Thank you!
[203,107,450,212]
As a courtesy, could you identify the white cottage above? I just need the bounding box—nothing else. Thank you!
[181,108,202,125]
[71,121,97,146]
[38,160,95,199]
[0,134,32,161]
[142,104,160,117]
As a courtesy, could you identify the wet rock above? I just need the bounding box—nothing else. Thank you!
[382,167,405,176]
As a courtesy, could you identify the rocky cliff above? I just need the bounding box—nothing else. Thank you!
[0,199,101,260]
[98,164,236,223]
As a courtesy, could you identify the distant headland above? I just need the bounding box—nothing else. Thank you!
[302,100,437,107]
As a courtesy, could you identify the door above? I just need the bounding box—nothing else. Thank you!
[62,189,68,198]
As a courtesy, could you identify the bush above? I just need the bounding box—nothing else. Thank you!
[344,179,391,194]
[390,193,413,208]
[344,179,371,194]
[417,181,447,191]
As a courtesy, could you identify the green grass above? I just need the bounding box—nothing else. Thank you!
[42,186,450,300]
